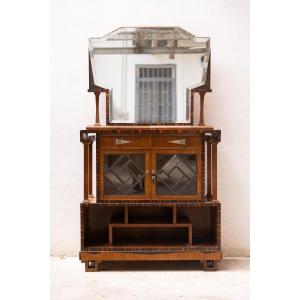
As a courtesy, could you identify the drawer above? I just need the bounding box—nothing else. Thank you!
[151,136,201,148]
[100,136,150,148]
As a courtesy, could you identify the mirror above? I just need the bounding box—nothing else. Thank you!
[89,27,210,124]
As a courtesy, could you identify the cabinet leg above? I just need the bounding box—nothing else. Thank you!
[202,260,218,271]
[85,261,97,272]
[85,261,104,272]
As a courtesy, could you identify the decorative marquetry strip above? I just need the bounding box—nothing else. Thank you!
[168,139,186,145]
[115,139,132,145]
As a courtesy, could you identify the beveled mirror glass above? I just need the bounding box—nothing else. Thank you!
[89,27,210,124]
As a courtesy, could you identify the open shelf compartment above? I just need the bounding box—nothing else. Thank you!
[81,203,220,250]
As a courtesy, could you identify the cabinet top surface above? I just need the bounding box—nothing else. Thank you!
[85,125,214,133]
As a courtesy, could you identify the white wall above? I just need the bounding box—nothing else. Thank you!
[51,0,249,256]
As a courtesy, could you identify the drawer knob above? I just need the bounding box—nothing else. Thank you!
[168,139,186,145]
[115,139,132,145]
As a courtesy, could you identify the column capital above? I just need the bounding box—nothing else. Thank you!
[80,130,95,144]
[205,130,221,144]
[211,130,221,144]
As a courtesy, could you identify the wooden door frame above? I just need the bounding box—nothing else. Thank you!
[100,149,151,201]
[150,149,201,201]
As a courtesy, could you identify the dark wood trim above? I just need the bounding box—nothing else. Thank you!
[199,92,205,126]
[206,137,212,201]
[82,200,220,207]
[217,203,221,249]
[190,91,194,125]
[94,90,100,125]
[212,143,217,200]
[173,205,177,224]
[124,206,129,224]
[105,90,110,125]
[88,141,93,198]
[86,125,214,135]
[80,204,85,250]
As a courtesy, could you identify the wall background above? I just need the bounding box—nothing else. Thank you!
[51,0,249,256]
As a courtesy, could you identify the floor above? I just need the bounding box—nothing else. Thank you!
[51,257,249,300]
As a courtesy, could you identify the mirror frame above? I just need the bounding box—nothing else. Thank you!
[88,27,212,126]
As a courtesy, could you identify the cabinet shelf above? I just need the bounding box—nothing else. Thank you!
[109,217,192,246]
[83,242,219,252]
[110,215,190,225]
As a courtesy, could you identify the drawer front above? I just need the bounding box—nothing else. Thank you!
[151,136,201,148]
[100,136,150,148]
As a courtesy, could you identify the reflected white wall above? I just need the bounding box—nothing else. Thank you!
[93,53,204,122]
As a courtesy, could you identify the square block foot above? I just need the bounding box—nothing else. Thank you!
[202,260,218,271]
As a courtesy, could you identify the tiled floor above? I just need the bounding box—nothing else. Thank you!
[51,257,249,300]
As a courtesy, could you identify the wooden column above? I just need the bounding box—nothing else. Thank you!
[83,141,89,202]
[199,92,205,126]
[212,143,218,200]
[88,140,93,199]
[206,136,212,201]
[94,90,100,125]
[80,130,95,203]
[211,130,221,200]
[190,91,194,124]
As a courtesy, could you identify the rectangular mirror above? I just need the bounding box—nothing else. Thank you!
[89,27,210,124]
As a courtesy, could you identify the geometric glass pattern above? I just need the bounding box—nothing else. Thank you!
[104,154,145,195]
[156,154,197,195]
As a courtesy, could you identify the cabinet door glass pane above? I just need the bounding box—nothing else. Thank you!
[104,154,145,195]
[156,154,197,195]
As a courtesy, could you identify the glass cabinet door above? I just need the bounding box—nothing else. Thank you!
[152,150,201,200]
[101,151,151,200]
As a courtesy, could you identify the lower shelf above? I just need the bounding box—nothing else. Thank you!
[109,219,192,246]
[80,250,222,272]
[81,202,221,271]
[83,242,219,252]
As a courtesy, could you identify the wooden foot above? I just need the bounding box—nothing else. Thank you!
[202,260,218,271]
[85,261,104,272]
